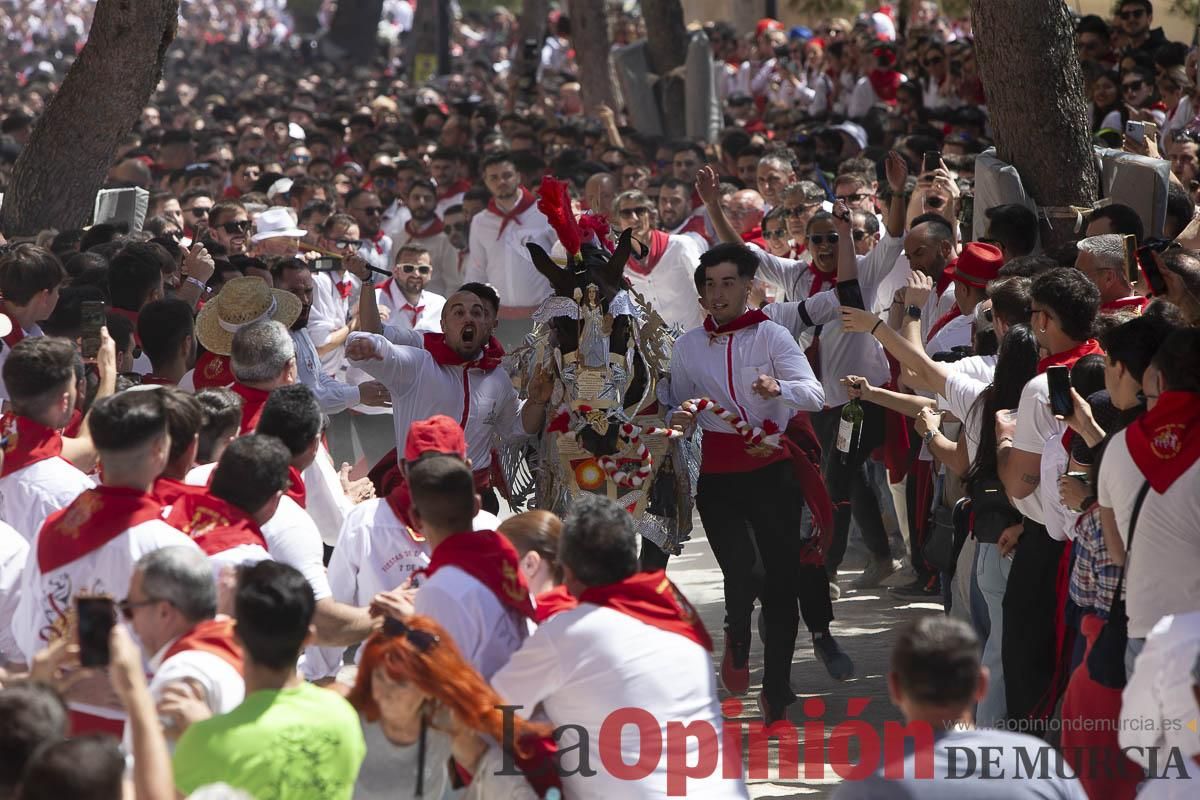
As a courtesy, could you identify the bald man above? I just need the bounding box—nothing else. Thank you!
[585,172,617,219]
[726,189,766,244]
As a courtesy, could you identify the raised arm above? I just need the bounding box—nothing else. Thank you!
[345,332,421,398]
[696,165,742,244]
[843,374,934,419]
[839,301,951,396]
[344,254,383,334]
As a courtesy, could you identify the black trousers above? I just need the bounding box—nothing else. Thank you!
[696,460,833,706]
[1002,519,1066,735]
[811,403,892,573]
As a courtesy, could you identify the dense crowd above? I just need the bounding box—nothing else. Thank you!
[0,1,1199,798]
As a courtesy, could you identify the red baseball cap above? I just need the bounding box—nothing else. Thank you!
[404,415,466,462]
[945,242,1004,290]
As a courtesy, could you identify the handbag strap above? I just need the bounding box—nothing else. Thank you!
[1106,479,1153,615]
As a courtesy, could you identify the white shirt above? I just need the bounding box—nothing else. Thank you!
[376,285,444,334]
[925,309,974,356]
[347,332,524,471]
[380,199,411,243]
[663,319,824,438]
[1099,428,1200,638]
[0,322,42,402]
[492,603,750,800]
[0,456,95,541]
[1120,611,1200,766]
[308,270,354,377]
[301,442,353,546]
[1010,374,1057,525]
[463,202,557,309]
[937,363,997,465]
[261,495,333,602]
[290,328,361,414]
[750,234,904,309]
[624,234,705,332]
[413,563,528,679]
[184,462,217,486]
[358,233,394,274]
[0,521,29,664]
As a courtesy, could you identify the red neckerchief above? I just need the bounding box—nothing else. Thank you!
[193,351,234,389]
[1037,339,1104,374]
[790,242,807,258]
[1,415,64,477]
[37,486,166,573]
[926,305,963,342]
[578,570,713,650]
[436,178,471,200]
[153,475,205,507]
[232,382,271,434]
[165,490,268,557]
[487,187,536,239]
[532,585,578,623]
[140,375,176,386]
[383,481,426,542]
[1125,391,1200,493]
[626,229,670,276]
[422,332,505,372]
[1101,295,1150,313]
[401,299,425,327]
[867,69,902,104]
[62,408,84,439]
[109,306,141,345]
[935,262,955,299]
[369,229,385,255]
[805,265,837,383]
[335,279,352,299]
[672,215,709,240]
[404,218,444,239]
[808,263,837,296]
[703,308,770,338]
[161,618,243,674]
[286,465,307,508]
[415,530,534,618]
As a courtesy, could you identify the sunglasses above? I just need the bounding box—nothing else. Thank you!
[220,220,251,234]
[119,597,163,620]
[851,229,869,241]
[400,263,433,275]
[354,206,385,216]
[189,207,211,218]
[923,56,944,67]
[782,203,820,218]
[1118,9,1146,20]
[287,154,312,165]
[1123,80,1145,93]
[332,238,363,250]
[381,616,440,650]
[809,233,840,245]
[618,206,650,217]
[764,229,788,239]
[836,192,872,203]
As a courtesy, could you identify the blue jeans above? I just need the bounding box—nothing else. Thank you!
[1126,636,1147,678]
[974,542,1012,727]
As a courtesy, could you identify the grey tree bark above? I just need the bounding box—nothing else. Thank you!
[568,0,617,112]
[0,0,179,237]
[642,0,690,140]
[326,0,385,65]
[509,0,549,111]
[971,0,1098,249]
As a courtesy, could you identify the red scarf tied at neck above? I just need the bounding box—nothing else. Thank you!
[1,416,63,477]
[422,331,505,372]
[415,530,534,618]
[404,218,445,239]
[488,187,537,239]
[1125,391,1200,493]
[1037,339,1104,374]
[703,308,770,338]
[626,229,670,276]
[578,570,713,650]
[232,382,271,434]
[868,69,902,104]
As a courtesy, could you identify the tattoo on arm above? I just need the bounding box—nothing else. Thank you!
[1021,473,1040,486]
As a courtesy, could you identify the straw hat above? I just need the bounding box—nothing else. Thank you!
[195,276,302,356]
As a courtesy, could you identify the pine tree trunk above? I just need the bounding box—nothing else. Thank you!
[0,0,179,237]
[326,0,385,65]
[970,0,1098,249]
[568,0,616,112]
[509,0,549,111]
[641,0,689,140]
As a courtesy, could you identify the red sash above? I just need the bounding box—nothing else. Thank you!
[926,305,963,343]
[702,308,770,337]
[417,530,534,618]
[38,486,166,573]
[422,331,504,372]
[161,617,244,674]
[674,215,710,242]
[383,482,425,542]
[1125,391,1200,493]
[1,416,64,477]
[286,465,307,508]
[193,351,234,389]
[153,475,205,507]
[578,570,713,650]
[1100,295,1150,314]
[140,375,176,386]
[626,229,670,276]
[166,491,267,556]
[487,187,536,239]
[867,69,902,104]
[532,585,578,623]
[232,382,271,434]
[62,408,84,439]
[700,430,788,473]
[404,218,445,239]
[436,178,471,201]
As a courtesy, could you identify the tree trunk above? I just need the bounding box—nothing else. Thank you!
[0,0,178,237]
[510,0,549,110]
[408,0,440,83]
[567,0,616,112]
[326,0,385,65]
[641,0,689,140]
[971,0,1098,249]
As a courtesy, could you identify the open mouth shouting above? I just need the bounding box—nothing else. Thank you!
[460,322,477,345]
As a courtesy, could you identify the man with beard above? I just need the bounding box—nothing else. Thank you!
[657,178,709,244]
[270,258,390,416]
[206,202,251,257]
[346,282,547,512]
[375,244,445,334]
[346,188,393,273]
[430,148,472,217]
[616,189,706,331]
[391,179,460,297]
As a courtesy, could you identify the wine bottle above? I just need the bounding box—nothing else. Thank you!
[835,398,864,464]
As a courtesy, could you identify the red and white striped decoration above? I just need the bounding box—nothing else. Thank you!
[597,422,683,489]
[682,397,784,452]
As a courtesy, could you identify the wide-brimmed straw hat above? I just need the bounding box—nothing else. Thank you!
[195,276,302,356]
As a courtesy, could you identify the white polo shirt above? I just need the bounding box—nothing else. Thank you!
[0,457,95,542]
[463,204,557,309]
[624,234,705,332]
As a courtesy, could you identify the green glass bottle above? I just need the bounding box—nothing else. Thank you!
[836,398,864,465]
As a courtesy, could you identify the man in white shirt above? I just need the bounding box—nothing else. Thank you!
[492,494,750,800]
[391,179,461,297]
[13,390,200,735]
[346,188,393,274]
[375,244,446,334]
[463,151,556,332]
[307,214,362,378]
[0,337,94,541]
[0,244,65,406]
[121,546,245,747]
[615,189,705,331]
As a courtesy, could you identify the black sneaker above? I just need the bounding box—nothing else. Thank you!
[889,574,941,599]
[851,557,901,590]
[813,633,854,681]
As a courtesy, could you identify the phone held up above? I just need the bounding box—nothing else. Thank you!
[922,150,941,174]
[1136,238,1173,296]
[80,300,106,361]
[1046,365,1074,418]
[76,595,116,667]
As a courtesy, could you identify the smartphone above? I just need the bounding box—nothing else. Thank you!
[835,279,866,310]
[922,150,941,174]
[1047,365,1074,418]
[1125,120,1146,144]
[1123,234,1139,287]
[313,256,339,272]
[80,300,106,360]
[1137,246,1170,296]
[76,595,116,667]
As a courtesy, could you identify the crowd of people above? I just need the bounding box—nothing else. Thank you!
[0,0,1199,798]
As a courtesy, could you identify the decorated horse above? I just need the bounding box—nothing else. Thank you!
[499,177,697,557]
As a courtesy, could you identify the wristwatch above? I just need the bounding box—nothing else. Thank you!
[921,428,937,443]
[905,305,922,320]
